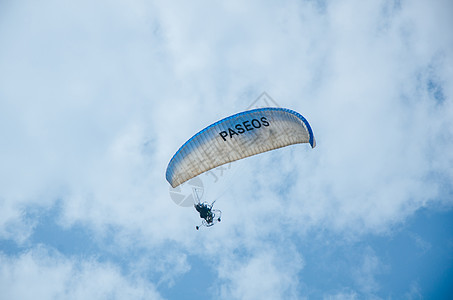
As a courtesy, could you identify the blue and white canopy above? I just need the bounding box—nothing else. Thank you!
[166,107,316,188]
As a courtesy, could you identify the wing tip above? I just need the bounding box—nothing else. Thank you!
[310,136,316,148]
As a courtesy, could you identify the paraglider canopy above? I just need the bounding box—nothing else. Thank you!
[166,107,315,188]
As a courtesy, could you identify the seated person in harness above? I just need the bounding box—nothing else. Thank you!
[194,201,221,230]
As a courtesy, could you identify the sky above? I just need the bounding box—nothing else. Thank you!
[0,0,452,299]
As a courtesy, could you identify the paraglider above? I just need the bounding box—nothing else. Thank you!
[165,107,316,229]
[194,200,222,230]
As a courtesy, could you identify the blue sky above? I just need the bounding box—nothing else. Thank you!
[1,0,452,299]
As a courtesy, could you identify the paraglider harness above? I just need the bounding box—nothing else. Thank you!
[193,189,221,230]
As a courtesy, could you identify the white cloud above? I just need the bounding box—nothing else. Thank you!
[0,198,36,243]
[0,246,162,300]
[351,248,384,294]
[216,246,304,300]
